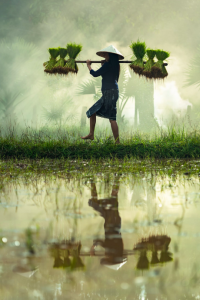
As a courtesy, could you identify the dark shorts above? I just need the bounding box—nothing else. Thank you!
[86,89,119,121]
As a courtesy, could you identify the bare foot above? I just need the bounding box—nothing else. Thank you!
[81,134,94,140]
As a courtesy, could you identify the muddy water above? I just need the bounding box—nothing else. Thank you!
[1,173,200,300]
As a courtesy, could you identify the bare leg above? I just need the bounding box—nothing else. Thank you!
[110,120,120,144]
[81,113,96,140]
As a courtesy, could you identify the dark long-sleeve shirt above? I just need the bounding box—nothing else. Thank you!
[90,62,119,91]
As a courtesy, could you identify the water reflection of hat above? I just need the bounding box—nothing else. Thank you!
[100,257,127,271]
[13,265,38,278]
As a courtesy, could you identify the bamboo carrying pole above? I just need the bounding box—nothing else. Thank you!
[75,60,168,66]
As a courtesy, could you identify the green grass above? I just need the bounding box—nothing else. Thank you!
[0,157,199,186]
[0,126,200,159]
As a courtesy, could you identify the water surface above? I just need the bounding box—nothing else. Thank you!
[1,170,200,300]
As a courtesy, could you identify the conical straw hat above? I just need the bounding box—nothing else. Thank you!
[96,45,124,60]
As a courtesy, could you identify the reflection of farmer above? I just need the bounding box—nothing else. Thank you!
[81,45,124,144]
[89,177,127,270]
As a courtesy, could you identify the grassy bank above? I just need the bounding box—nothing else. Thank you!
[0,128,200,159]
[1,157,200,179]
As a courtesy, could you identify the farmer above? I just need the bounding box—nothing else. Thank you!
[81,45,124,144]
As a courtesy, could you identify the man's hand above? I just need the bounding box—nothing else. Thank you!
[86,59,91,66]
[86,59,92,71]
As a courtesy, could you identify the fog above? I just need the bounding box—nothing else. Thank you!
[0,0,200,133]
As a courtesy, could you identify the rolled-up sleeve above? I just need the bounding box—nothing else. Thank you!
[90,62,109,77]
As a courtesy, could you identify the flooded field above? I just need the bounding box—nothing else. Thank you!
[1,160,200,299]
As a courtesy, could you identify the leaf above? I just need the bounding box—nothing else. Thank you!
[42,95,77,125]
[185,47,200,88]
[76,79,96,95]
[0,88,25,118]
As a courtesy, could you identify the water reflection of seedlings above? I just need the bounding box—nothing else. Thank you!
[25,228,35,254]
[160,248,173,263]
[136,250,149,270]
[49,241,85,271]
[151,249,159,265]
[71,245,85,271]
[63,250,71,268]
[134,235,173,270]
[51,246,64,268]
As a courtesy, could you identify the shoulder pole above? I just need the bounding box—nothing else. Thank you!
[75,60,168,66]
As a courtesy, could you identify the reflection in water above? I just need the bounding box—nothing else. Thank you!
[48,175,173,273]
[49,241,85,271]
[1,170,196,299]
[134,235,173,270]
[89,175,127,270]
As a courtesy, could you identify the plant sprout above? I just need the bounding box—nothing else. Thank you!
[129,40,146,75]
[151,50,170,79]
[44,48,60,74]
[65,43,82,74]
[143,49,156,79]
[54,47,68,74]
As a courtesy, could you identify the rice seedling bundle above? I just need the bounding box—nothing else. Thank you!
[54,47,68,74]
[65,43,82,74]
[129,40,146,75]
[44,48,60,74]
[142,49,156,79]
[151,50,170,79]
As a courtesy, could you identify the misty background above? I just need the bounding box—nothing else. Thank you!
[0,0,200,135]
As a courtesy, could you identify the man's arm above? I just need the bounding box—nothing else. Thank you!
[86,60,109,77]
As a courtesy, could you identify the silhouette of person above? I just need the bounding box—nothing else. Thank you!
[89,176,127,270]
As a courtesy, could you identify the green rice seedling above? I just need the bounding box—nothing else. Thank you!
[44,48,60,74]
[143,49,156,79]
[54,47,68,75]
[129,40,146,75]
[151,50,170,79]
[65,43,82,74]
